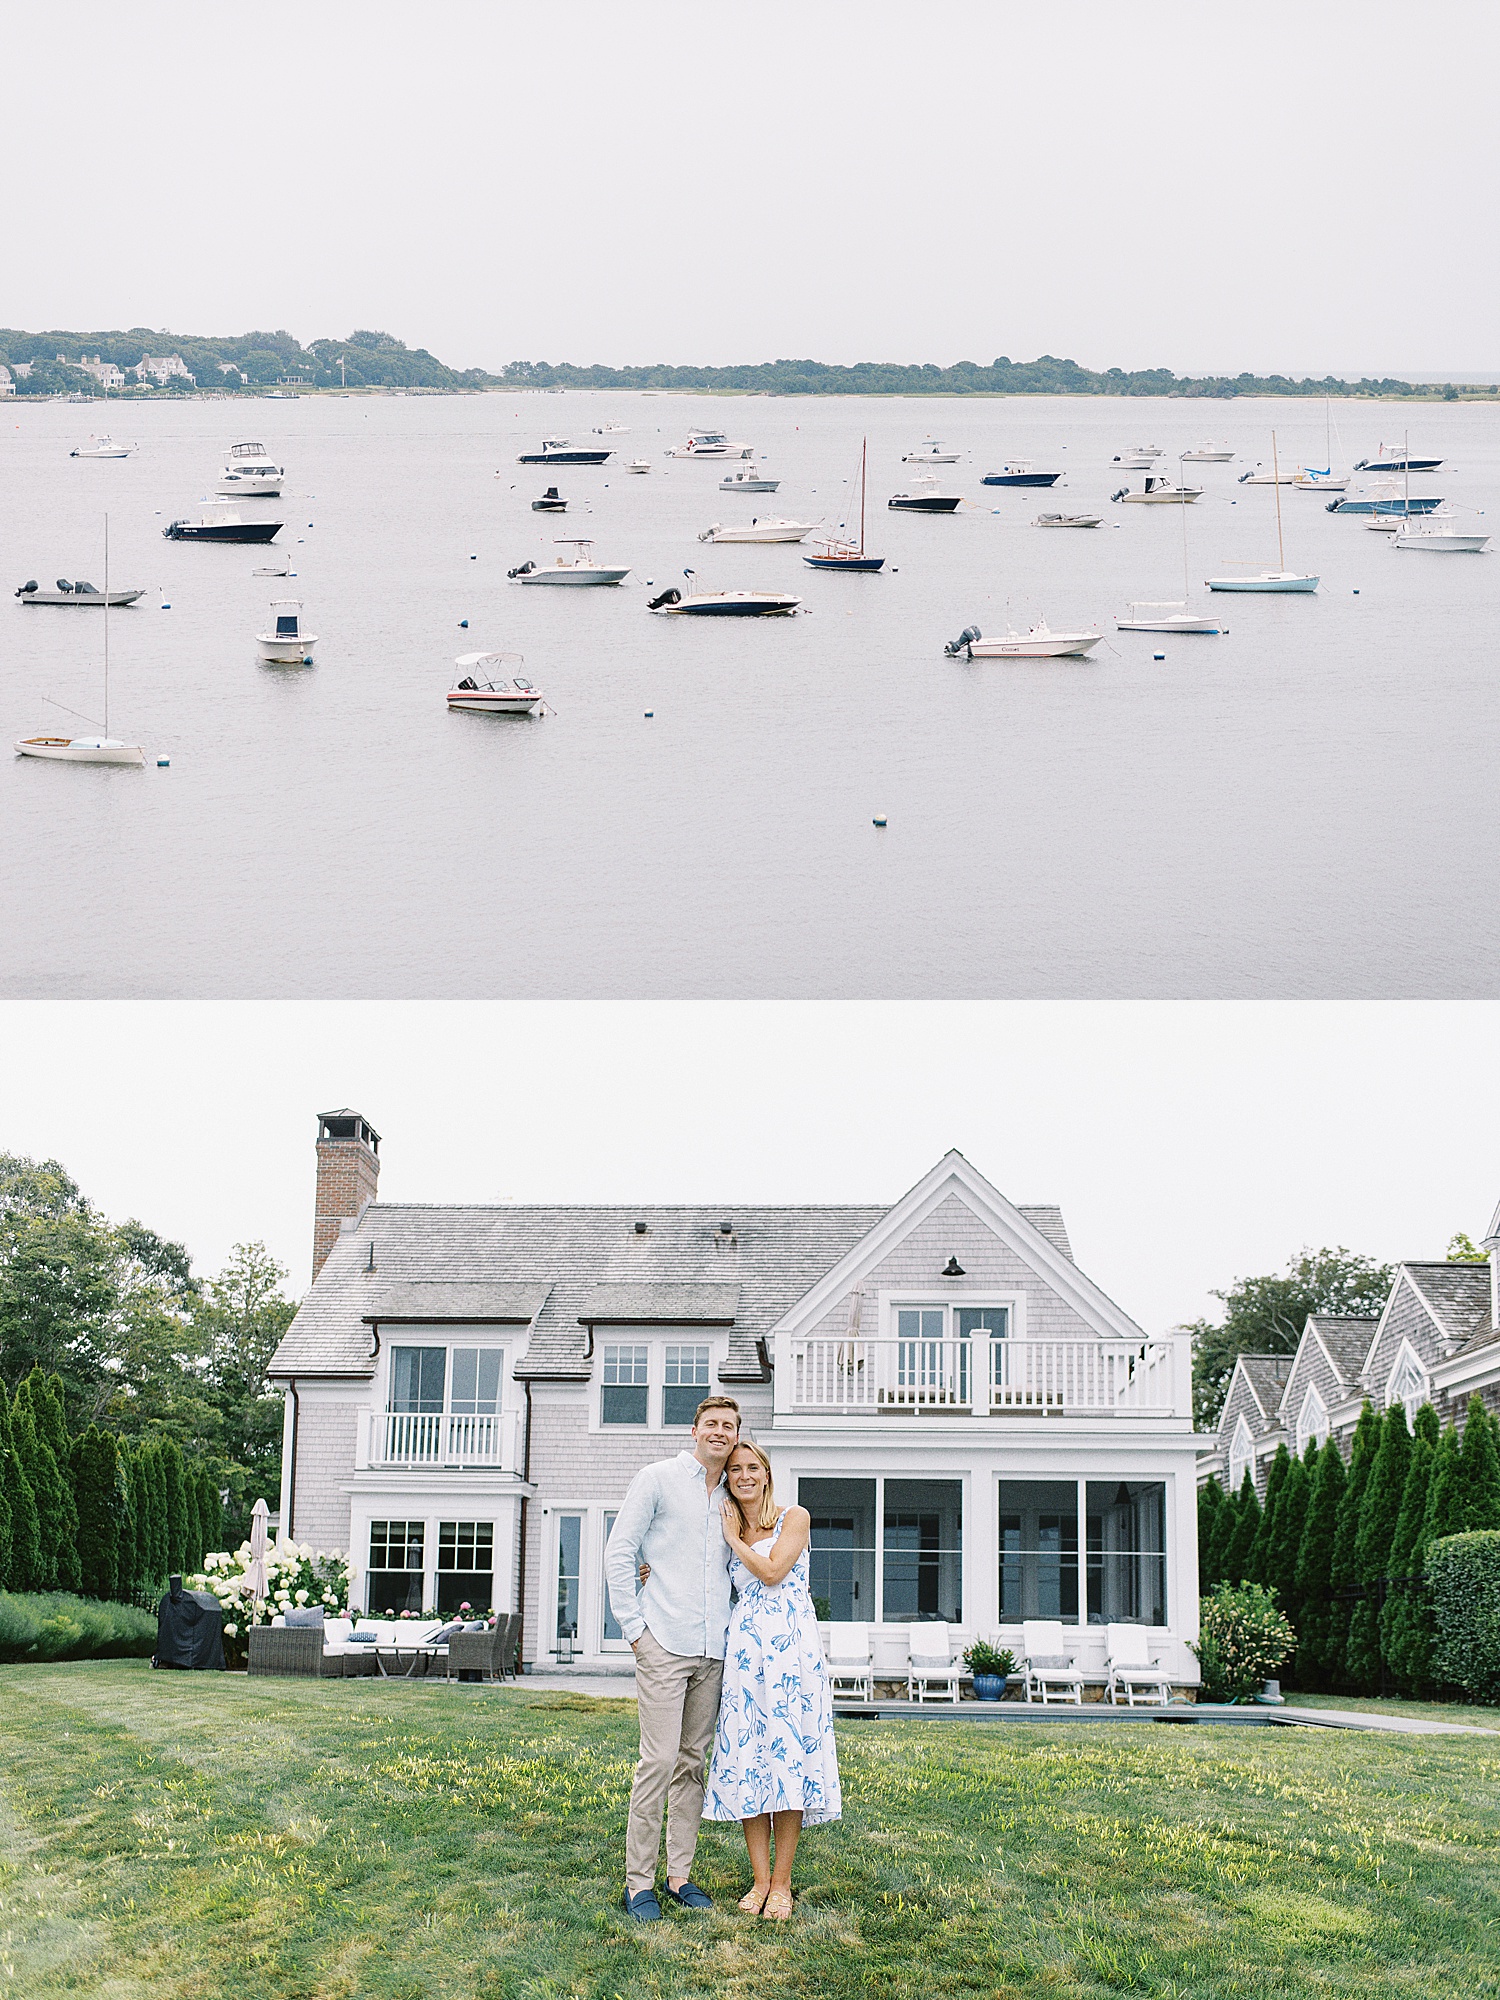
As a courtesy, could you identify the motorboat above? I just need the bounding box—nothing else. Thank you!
[15,578,143,606]
[164,513,282,543]
[902,438,959,464]
[516,437,611,465]
[627,459,652,475]
[447,651,546,713]
[647,584,800,616]
[591,423,629,436]
[255,600,317,664]
[1326,488,1442,516]
[1129,444,1165,458]
[1354,445,1442,473]
[1237,464,1298,485]
[1112,476,1201,504]
[1293,466,1347,492]
[698,518,814,544]
[1390,512,1490,553]
[944,620,1102,659]
[70,436,131,460]
[981,463,1061,488]
[1111,453,1154,469]
[888,477,961,513]
[217,442,284,497]
[667,429,752,459]
[719,462,779,493]
[1205,570,1318,593]
[1034,512,1101,528]
[16,512,144,765]
[507,538,630,585]
[532,487,568,512]
[803,437,885,571]
[1180,442,1235,462]
[1116,601,1223,634]
[1366,517,1402,533]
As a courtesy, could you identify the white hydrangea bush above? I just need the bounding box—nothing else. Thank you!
[191,1541,352,1640]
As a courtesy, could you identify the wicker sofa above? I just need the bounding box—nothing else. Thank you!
[448,1613,521,1683]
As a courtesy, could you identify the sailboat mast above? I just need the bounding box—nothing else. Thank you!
[103,513,110,736]
[860,436,866,555]
[1180,452,1190,600]
[1272,431,1285,571]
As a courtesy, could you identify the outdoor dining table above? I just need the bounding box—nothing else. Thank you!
[374,1643,444,1679]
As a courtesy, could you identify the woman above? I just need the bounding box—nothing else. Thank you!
[703,1439,841,1918]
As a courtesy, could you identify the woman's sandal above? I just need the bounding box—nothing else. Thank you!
[761,1889,794,1921]
[738,1885,770,1914]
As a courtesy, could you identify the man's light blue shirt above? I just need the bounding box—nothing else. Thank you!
[604,1450,732,1659]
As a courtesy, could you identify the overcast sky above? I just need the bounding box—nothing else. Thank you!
[5,2,1496,379]
[2,1002,1493,1333]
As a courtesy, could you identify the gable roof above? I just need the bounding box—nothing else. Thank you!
[1307,1315,1379,1388]
[1237,1353,1295,1422]
[1402,1261,1493,1356]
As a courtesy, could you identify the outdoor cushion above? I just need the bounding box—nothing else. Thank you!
[285,1607,325,1628]
[1031,1655,1073,1670]
[346,1631,380,1644]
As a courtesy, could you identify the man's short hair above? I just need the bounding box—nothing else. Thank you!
[693,1395,741,1427]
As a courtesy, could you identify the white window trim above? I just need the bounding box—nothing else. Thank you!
[1296,1385,1329,1457]
[1228,1413,1255,1493]
[377,1327,513,1419]
[1385,1339,1430,1425]
[794,1469,971,1626]
[590,1329,724,1433]
[877,1291,1027,1343]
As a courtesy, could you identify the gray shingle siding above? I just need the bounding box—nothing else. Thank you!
[289,1402,359,1552]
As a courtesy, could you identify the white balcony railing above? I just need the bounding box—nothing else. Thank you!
[357,1408,523,1471]
[786,1337,1188,1418]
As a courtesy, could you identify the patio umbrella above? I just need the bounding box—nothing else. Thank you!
[247,1497,270,1604]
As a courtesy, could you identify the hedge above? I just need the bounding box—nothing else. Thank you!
[1428,1531,1500,1702]
[0,1591,156,1663]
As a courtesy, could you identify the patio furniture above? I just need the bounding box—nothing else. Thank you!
[824,1621,874,1700]
[1021,1620,1085,1704]
[449,1613,520,1683]
[248,1625,346,1678]
[905,1623,963,1703]
[1104,1622,1173,1706]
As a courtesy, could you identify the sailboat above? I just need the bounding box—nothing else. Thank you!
[1205,432,1320,593]
[803,438,886,571]
[1117,459,1224,632]
[16,515,147,763]
[1294,398,1348,492]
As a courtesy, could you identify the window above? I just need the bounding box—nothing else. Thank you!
[1228,1414,1255,1495]
[389,1347,445,1412]
[893,1306,968,1407]
[1296,1385,1329,1457]
[957,1305,1009,1341]
[556,1514,582,1650]
[437,1519,494,1616]
[998,1481,1079,1623]
[663,1345,711,1426]
[602,1344,649,1424]
[1085,1482,1166,1626]
[368,1519,425,1614]
[450,1349,503,1414]
[1387,1344,1430,1428]
[883,1478,963,1621]
[801,1477,876,1620]
[602,1510,623,1643]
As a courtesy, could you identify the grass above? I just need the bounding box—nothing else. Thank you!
[4,1664,1500,1998]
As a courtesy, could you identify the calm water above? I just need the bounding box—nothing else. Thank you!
[2,392,1496,997]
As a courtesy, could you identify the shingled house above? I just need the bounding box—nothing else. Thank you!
[1203,1210,1500,1493]
[269,1112,1201,1680]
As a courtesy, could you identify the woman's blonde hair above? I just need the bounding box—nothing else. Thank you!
[722,1440,779,1536]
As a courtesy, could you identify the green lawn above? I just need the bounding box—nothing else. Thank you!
[5,1664,1500,1999]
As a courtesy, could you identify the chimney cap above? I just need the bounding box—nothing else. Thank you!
[317,1109,381,1151]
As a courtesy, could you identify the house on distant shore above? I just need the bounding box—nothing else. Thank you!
[60,353,126,390]
[134,352,195,386]
[268,1112,1201,1678]
[0,367,13,398]
[1202,1229,1500,1493]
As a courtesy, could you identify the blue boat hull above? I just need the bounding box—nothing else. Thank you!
[802,553,885,572]
[1352,457,1442,473]
[981,471,1060,488]
[1328,494,1442,515]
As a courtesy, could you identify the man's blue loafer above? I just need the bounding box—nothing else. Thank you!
[663,1879,713,1909]
[622,1888,662,1922]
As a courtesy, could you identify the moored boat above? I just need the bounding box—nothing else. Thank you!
[888,476,961,513]
[1112,476,1202,504]
[1204,571,1319,593]
[255,600,318,664]
[1354,444,1442,473]
[217,441,284,497]
[69,435,131,460]
[803,437,885,571]
[507,538,630,585]
[719,462,779,493]
[647,584,800,616]
[698,518,815,544]
[981,462,1061,488]
[1034,512,1101,528]
[1326,488,1442,516]
[15,578,144,606]
[164,513,282,543]
[1390,512,1489,553]
[516,437,611,465]
[902,438,959,464]
[1180,442,1235,462]
[667,428,752,459]
[532,487,568,512]
[16,514,145,765]
[447,652,546,713]
[1116,601,1223,633]
[944,620,1102,659]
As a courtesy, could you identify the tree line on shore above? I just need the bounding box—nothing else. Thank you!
[1199,1392,1500,1695]
[0,327,485,395]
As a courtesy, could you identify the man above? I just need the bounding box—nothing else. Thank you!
[603,1394,740,1921]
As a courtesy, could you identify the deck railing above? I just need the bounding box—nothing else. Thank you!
[786,1337,1186,1417]
[359,1409,522,1470]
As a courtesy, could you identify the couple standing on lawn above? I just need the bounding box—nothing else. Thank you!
[603,1395,841,1922]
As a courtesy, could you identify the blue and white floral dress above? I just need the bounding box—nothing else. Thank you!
[703,1511,842,1825]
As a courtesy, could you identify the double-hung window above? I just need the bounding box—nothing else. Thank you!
[386,1342,506,1464]
[602,1344,650,1424]
[368,1519,425,1615]
[663,1344,710,1426]
[437,1519,494,1616]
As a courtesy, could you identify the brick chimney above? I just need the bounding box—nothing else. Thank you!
[312,1109,381,1281]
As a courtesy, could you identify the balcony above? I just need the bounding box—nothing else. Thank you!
[784,1336,1189,1418]
[356,1408,523,1472]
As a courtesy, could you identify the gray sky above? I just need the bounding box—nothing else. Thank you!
[2,1002,1492,1332]
[6,1,1496,378]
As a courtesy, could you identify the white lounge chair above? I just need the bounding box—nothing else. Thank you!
[906,1623,963,1703]
[825,1621,874,1700]
[1021,1619,1084,1704]
[1105,1623,1173,1706]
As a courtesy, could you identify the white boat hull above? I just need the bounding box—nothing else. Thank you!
[447,692,543,714]
[257,635,318,662]
[699,522,814,544]
[1117,613,1223,634]
[71,448,130,460]
[15,735,145,765]
[1121,489,1201,504]
[903,451,959,464]
[515,567,630,586]
[1392,531,1489,552]
[651,591,800,616]
[1181,450,1235,463]
[968,632,1102,658]
[1205,572,1319,593]
[1035,514,1102,529]
[720,479,779,493]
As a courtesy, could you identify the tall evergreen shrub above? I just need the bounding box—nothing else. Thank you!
[1224,1473,1261,1582]
[71,1426,121,1601]
[1249,1446,1291,1587]
[20,1371,81,1590]
[161,1439,187,1576]
[1382,1402,1439,1692]
[1329,1401,1380,1686]
[0,1396,41,1593]
[114,1443,137,1602]
[1293,1436,1346,1688]
[11,1396,60,1591]
[1428,1530,1500,1702]
[1348,1402,1412,1688]
[1267,1445,1313,1643]
[1462,1397,1500,1529]
[1198,1478,1224,1592]
[1425,1421,1467,1543]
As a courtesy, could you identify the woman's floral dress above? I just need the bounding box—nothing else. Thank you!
[703,1511,842,1825]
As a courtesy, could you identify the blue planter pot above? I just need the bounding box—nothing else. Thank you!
[972,1673,1005,1702]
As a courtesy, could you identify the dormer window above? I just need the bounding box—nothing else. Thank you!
[1296,1385,1329,1456]
[602,1343,650,1424]
[1228,1413,1255,1493]
[663,1344,711,1425]
[1386,1343,1430,1428]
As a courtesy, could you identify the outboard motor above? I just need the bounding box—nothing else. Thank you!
[647,587,682,611]
[697,525,719,542]
[1109,488,1128,504]
[15,581,38,597]
[943,624,981,658]
[56,578,73,592]
[506,560,536,579]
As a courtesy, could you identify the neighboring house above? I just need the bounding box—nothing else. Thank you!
[67,353,126,390]
[1203,1213,1500,1491]
[269,1112,1202,1680]
[134,353,195,386]
[0,366,14,398]
[12,362,32,380]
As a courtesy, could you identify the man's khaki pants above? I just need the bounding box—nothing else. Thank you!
[626,1627,724,1895]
